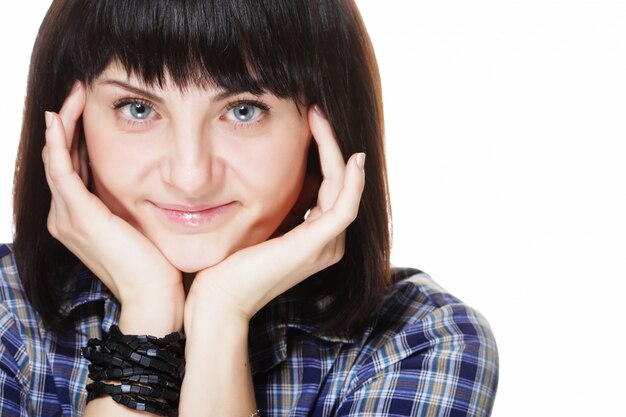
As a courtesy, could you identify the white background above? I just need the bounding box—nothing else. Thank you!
[1,1,625,416]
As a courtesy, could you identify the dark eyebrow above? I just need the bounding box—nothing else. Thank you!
[99,80,164,103]
[214,89,255,101]
[98,79,258,103]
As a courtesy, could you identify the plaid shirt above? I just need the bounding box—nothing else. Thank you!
[0,243,498,416]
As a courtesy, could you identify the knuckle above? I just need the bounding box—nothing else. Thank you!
[349,208,359,223]
[335,245,345,262]
[330,245,345,265]
[343,204,359,225]
[49,210,80,240]
[48,166,65,182]
[342,209,356,224]
[314,245,343,268]
[318,250,335,267]
[46,216,59,239]
[331,207,353,227]
[65,213,86,235]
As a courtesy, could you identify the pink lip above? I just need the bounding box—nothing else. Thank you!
[150,201,235,227]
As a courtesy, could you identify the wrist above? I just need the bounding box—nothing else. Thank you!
[116,269,183,306]
[184,292,249,339]
[179,300,254,417]
[119,289,185,336]
[185,269,258,328]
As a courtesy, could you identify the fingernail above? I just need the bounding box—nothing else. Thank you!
[70,81,81,93]
[356,153,366,170]
[45,111,54,129]
[314,105,327,119]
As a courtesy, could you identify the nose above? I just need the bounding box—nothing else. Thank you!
[163,126,218,197]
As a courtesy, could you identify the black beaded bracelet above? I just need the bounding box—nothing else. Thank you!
[121,374,181,391]
[86,381,180,404]
[111,393,177,417]
[82,347,136,368]
[88,365,181,389]
[110,325,186,350]
[84,341,184,378]
[82,325,186,416]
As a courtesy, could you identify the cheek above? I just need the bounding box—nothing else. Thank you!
[242,130,310,207]
[83,109,153,202]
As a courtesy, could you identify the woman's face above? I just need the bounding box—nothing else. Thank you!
[82,62,311,272]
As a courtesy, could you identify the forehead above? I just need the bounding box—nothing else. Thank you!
[87,60,306,113]
[89,61,275,107]
[91,61,223,94]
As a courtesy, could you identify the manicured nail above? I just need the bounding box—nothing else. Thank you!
[45,111,54,129]
[314,105,327,119]
[356,153,366,170]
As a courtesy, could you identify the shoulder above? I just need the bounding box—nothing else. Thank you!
[0,244,10,260]
[0,243,41,358]
[0,244,32,323]
[0,244,29,318]
[0,244,33,394]
[341,268,499,415]
[371,268,498,344]
[381,268,498,367]
[0,243,37,341]
[376,268,497,345]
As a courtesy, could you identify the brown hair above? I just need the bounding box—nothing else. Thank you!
[13,0,391,335]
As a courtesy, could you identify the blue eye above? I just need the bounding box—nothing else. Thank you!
[128,102,153,120]
[231,104,256,122]
[224,99,270,126]
[112,98,157,125]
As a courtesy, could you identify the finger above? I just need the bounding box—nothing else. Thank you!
[301,152,365,240]
[328,152,365,223]
[45,112,74,177]
[42,147,62,236]
[308,106,346,212]
[58,81,85,150]
[59,82,89,181]
[41,144,62,205]
[45,111,93,207]
[43,113,75,223]
[304,206,322,222]
[43,145,69,241]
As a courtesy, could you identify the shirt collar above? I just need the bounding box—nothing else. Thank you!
[58,265,114,317]
[248,291,357,375]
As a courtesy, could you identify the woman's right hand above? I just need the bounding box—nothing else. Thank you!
[42,82,184,334]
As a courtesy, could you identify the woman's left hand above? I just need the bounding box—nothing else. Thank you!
[179,106,364,416]
[184,106,365,326]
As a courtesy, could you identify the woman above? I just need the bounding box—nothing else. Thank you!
[0,0,498,416]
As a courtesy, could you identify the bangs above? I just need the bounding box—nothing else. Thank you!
[69,0,315,97]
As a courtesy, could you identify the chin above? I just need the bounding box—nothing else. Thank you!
[144,221,279,273]
[157,239,233,273]
[165,251,228,273]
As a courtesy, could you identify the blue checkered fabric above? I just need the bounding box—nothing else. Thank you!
[0,243,498,416]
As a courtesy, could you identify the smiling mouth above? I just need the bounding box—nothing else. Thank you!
[150,201,235,227]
